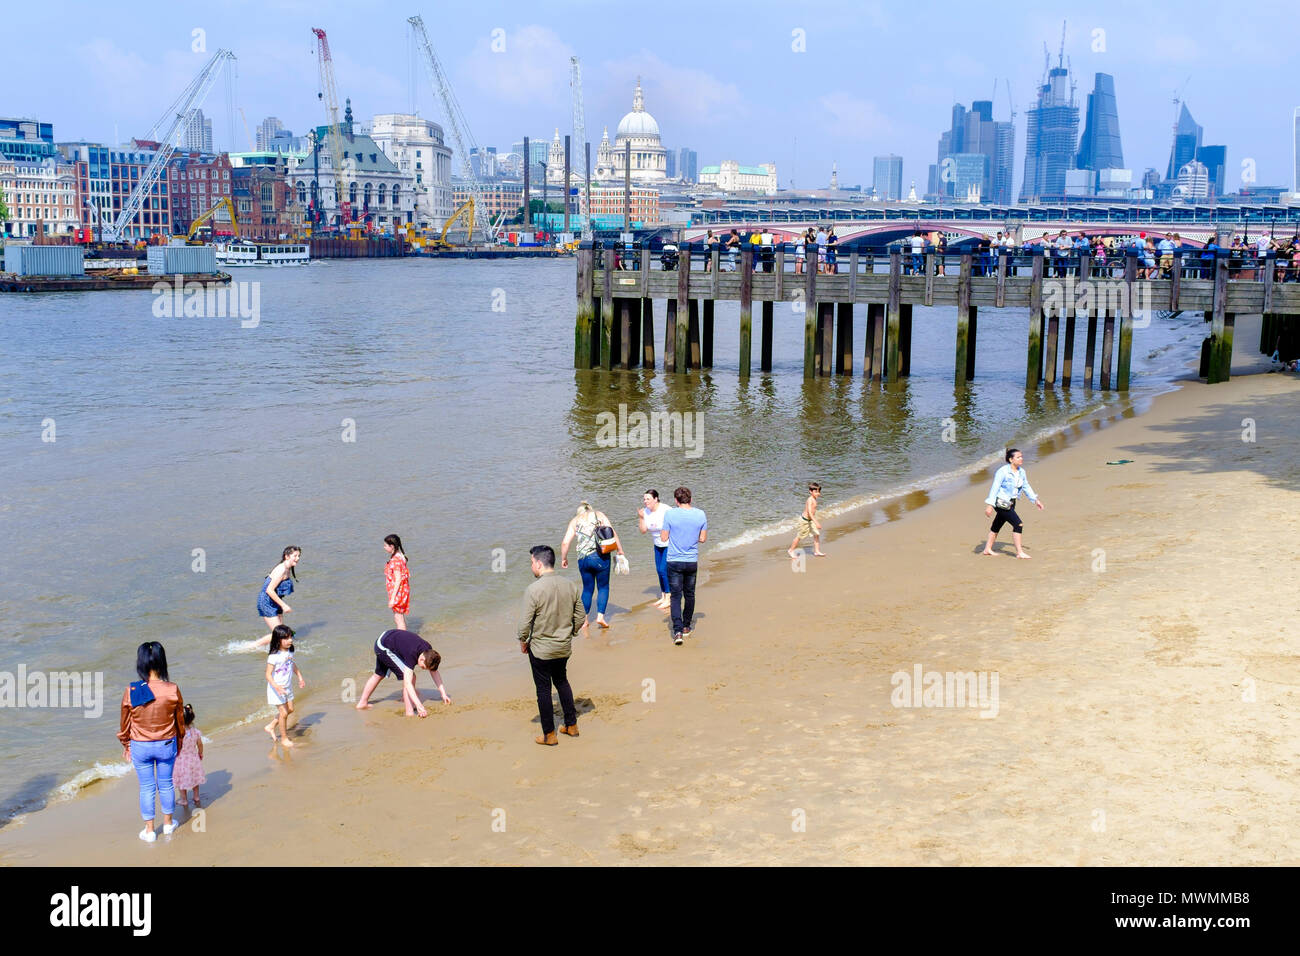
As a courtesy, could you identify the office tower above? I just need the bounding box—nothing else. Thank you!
[257,117,285,151]
[1020,59,1079,201]
[1076,73,1123,171]
[665,148,676,178]
[677,147,697,183]
[873,154,903,200]
[1194,144,1226,197]
[183,109,214,154]
[931,100,1013,203]
[1165,103,1202,181]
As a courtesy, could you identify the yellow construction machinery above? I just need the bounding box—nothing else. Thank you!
[184,197,239,244]
[425,198,475,251]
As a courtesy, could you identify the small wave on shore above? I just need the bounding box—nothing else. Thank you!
[54,761,133,802]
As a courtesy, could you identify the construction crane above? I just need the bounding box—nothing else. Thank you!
[105,48,235,242]
[312,27,351,231]
[237,107,255,151]
[570,56,591,239]
[407,15,496,243]
[184,197,239,243]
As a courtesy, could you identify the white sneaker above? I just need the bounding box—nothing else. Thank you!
[162,822,177,835]
[139,827,156,843]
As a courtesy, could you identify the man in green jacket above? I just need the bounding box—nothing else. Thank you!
[518,545,586,745]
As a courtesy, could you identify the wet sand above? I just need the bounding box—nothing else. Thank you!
[4,328,1298,866]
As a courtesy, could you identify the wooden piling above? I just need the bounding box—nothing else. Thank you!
[1208,256,1230,383]
[1101,313,1115,390]
[1062,313,1076,386]
[901,304,915,377]
[1170,251,1181,311]
[864,303,883,380]
[674,242,689,374]
[688,300,701,369]
[761,300,774,372]
[886,252,901,383]
[775,244,785,299]
[837,303,854,375]
[995,253,1007,308]
[618,298,633,369]
[664,299,677,372]
[819,302,835,376]
[955,253,972,385]
[739,248,753,377]
[924,253,935,306]
[1045,304,1060,385]
[1262,251,1275,314]
[1084,313,1097,388]
[1117,309,1133,391]
[803,252,817,379]
[1026,253,1044,388]
[602,254,614,371]
[964,307,975,381]
[575,246,594,369]
[641,299,655,369]
[702,300,715,369]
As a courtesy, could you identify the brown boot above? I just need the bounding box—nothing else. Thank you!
[535,732,559,746]
[560,724,579,737]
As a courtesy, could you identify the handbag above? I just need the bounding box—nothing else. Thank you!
[995,495,1013,510]
[594,521,618,556]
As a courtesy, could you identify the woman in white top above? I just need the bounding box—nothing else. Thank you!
[982,448,1044,559]
[637,489,673,610]
[561,502,625,628]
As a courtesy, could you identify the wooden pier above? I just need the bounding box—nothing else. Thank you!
[574,245,1300,387]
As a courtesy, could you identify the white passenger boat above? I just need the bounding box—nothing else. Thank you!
[215,240,310,267]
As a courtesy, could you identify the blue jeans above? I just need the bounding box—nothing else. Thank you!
[578,551,611,616]
[667,560,698,634]
[130,737,178,821]
[652,545,670,594]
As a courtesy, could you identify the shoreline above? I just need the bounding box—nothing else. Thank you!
[14,367,1164,813]
[5,319,1298,865]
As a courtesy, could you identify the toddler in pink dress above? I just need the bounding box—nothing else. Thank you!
[173,704,206,808]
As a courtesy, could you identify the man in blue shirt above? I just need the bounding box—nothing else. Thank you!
[659,486,707,645]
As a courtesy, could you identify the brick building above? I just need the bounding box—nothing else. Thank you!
[167,152,233,236]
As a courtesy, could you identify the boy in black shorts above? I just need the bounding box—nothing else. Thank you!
[356,628,451,717]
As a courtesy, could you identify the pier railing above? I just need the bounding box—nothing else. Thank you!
[577,242,1300,387]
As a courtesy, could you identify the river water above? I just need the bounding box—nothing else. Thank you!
[0,257,1209,815]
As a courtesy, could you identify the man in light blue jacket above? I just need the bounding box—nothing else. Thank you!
[981,448,1044,559]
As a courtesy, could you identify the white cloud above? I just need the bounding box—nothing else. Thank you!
[462,25,573,108]
[597,53,746,129]
[818,92,894,141]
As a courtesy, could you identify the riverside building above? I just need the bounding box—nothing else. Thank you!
[371,113,454,231]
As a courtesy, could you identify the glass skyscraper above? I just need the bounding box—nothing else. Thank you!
[1165,104,1202,181]
[929,100,1013,203]
[1020,64,1079,201]
[873,154,903,200]
[1076,73,1123,172]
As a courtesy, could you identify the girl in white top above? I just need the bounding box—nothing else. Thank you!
[264,625,306,746]
[637,489,673,609]
[982,448,1044,559]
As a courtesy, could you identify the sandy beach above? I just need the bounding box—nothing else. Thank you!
[4,327,1297,866]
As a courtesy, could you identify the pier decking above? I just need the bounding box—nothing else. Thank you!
[574,245,1300,387]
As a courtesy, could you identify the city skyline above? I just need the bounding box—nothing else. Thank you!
[3,2,1297,198]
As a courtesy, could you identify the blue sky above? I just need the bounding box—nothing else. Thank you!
[8,0,1297,192]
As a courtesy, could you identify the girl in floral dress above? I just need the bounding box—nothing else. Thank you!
[173,704,206,809]
[384,534,410,630]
